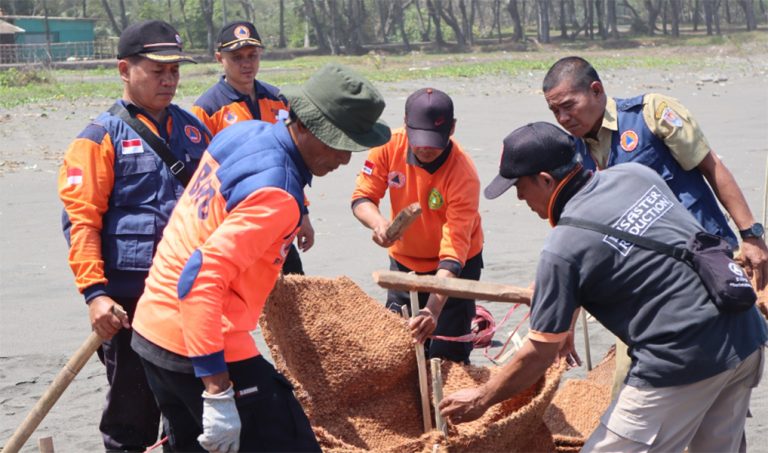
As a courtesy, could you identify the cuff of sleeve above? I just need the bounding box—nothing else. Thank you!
[191,351,227,377]
[351,197,376,211]
[84,284,108,304]
[529,330,569,343]
[437,259,462,276]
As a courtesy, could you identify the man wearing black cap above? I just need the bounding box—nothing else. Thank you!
[193,20,313,277]
[351,87,484,364]
[58,20,210,451]
[439,122,765,452]
[131,63,390,452]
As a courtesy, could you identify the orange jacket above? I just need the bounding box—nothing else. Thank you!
[133,120,308,377]
[352,127,483,273]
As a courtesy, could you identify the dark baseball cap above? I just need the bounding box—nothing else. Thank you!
[484,122,578,199]
[405,88,454,149]
[117,20,195,63]
[218,21,263,52]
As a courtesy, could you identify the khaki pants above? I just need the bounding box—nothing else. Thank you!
[582,347,764,453]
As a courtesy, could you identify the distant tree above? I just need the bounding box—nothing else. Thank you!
[536,0,551,43]
[606,0,618,38]
[670,0,681,37]
[506,0,524,41]
[737,0,758,30]
[101,0,123,35]
[200,0,215,55]
[279,0,287,47]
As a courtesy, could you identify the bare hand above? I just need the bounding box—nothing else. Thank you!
[88,296,130,340]
[409,308,438,344]
[438,387,488,425]
[372,223,396,248]
[296,215,315,252]
[738,238,767,290]
[558,328,582,369]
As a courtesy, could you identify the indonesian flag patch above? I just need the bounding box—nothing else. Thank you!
[362,160,375,175]
[121,138,144,155]
[67,167,83,185]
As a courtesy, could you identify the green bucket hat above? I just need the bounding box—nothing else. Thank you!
[281,63,391,152]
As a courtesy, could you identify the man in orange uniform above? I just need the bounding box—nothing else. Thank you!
[58,20,210,451]
[352,88,484,363]
[131,63,391,452]
[192,20,313,275]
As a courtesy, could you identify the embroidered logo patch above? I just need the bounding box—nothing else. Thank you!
[224,111,238,124]
[661,107,683,128]
[387,171,405,189]
[362,160,375,176]
[234,25,251,39]
[185,125,202,143]
[654,101,668,119]
[620,130,638,152]
[603,185,674,256]
[121,138,144,155]
[66,167,83,185]
[428,188,444,210]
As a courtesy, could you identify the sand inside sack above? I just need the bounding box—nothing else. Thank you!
[261,275,566,452]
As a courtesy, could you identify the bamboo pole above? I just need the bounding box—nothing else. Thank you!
[430,358,447,436]
[410,288,432,433]
[581,309,593,371]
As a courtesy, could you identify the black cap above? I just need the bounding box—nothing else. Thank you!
[484,122,578,199]
[117,20,195,63]
[405,88,454,149]
[218,21,263,52]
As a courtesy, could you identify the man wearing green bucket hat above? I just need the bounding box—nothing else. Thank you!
[131,63,390,452]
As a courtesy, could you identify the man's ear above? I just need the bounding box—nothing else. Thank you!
[215,52,223,63]
[449,119,457,136]
[540,172,556,188]
[117,59,130,83]
[589,80,604,97]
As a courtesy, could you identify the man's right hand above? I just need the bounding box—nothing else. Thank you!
[88,295,130,340]
[198,383,241,453]
[372,223,396,248]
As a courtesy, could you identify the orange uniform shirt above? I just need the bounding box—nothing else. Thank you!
[352,127,483,273]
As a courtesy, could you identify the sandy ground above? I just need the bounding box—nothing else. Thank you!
[1,47,767,451]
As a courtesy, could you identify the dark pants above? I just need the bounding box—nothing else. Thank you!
[140,355,321,452]
[385,252,483,363]
[97,296,161,451]
[282,243,304,275]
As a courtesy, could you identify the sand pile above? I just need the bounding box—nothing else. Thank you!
[261,275,565,452]
[545,346,615,452]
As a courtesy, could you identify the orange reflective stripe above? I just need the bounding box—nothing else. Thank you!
[58,134,116,292]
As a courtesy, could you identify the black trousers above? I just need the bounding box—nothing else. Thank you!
[140,355,321,452]
[282,243,304,275]
[385,252,483,363]
[97,296,161,451]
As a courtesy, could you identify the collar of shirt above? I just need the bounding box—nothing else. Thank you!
[218,76,265,119]
[406,141,453,174]
[272,121,313,188]
[120,99,171,142]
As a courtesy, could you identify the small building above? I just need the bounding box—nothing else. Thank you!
[1,15,96,63]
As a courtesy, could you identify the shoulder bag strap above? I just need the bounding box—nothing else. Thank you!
[108,102,191,187]
[558,217,694,264]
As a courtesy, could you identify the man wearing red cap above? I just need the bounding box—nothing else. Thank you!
[352,87,484,364]
[192,20,313,276]
[58,20,210,451]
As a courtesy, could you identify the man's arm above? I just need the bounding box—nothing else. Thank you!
[698,151,768,288]
[352,199,396,248]
[409,268,455,343]
[439,338,560,423]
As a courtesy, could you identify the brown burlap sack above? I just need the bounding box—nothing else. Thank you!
[545,347,615,451]
[261,275,565,452]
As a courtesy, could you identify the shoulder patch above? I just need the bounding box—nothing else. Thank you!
[75,123,108,144]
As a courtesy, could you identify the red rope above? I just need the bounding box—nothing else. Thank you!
[143,436,169,452]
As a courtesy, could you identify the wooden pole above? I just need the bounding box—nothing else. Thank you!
[410,288,432,433]
[3,306,126,453]
[386,202,422,241]
[374,270,532,304]
[581,309,593,371]
[430,358,447,436]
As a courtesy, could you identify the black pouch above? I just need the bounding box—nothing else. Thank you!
[687,232,756,312]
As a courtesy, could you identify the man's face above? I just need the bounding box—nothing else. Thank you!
[217,46,262,88]
[515,174,554,219]
[296,127,352,176]
[121,58,179,114]
[544,80,604,138]
[411,146,444,163]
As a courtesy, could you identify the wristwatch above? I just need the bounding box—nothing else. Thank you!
[739,223,765,240]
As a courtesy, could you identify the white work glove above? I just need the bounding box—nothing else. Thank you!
[197,383,241,453]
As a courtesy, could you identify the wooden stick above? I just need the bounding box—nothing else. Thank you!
[581,309,593,371]
[410,288,432,433]
[386,202,422,241]
[4,305,126,453]
[374,270,532,304]
[430,358,447,436]
[37,436,54,453]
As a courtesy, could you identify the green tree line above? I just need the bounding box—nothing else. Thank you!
[2,0,766,55]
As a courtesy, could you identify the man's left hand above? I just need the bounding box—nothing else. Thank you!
[409,307,438,344]
[738,237,767,290]
[296,215,315,252]
[439,386,489,425]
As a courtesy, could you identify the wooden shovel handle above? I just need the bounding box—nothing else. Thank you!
[3,305,127,453]
[385,202,422,241]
